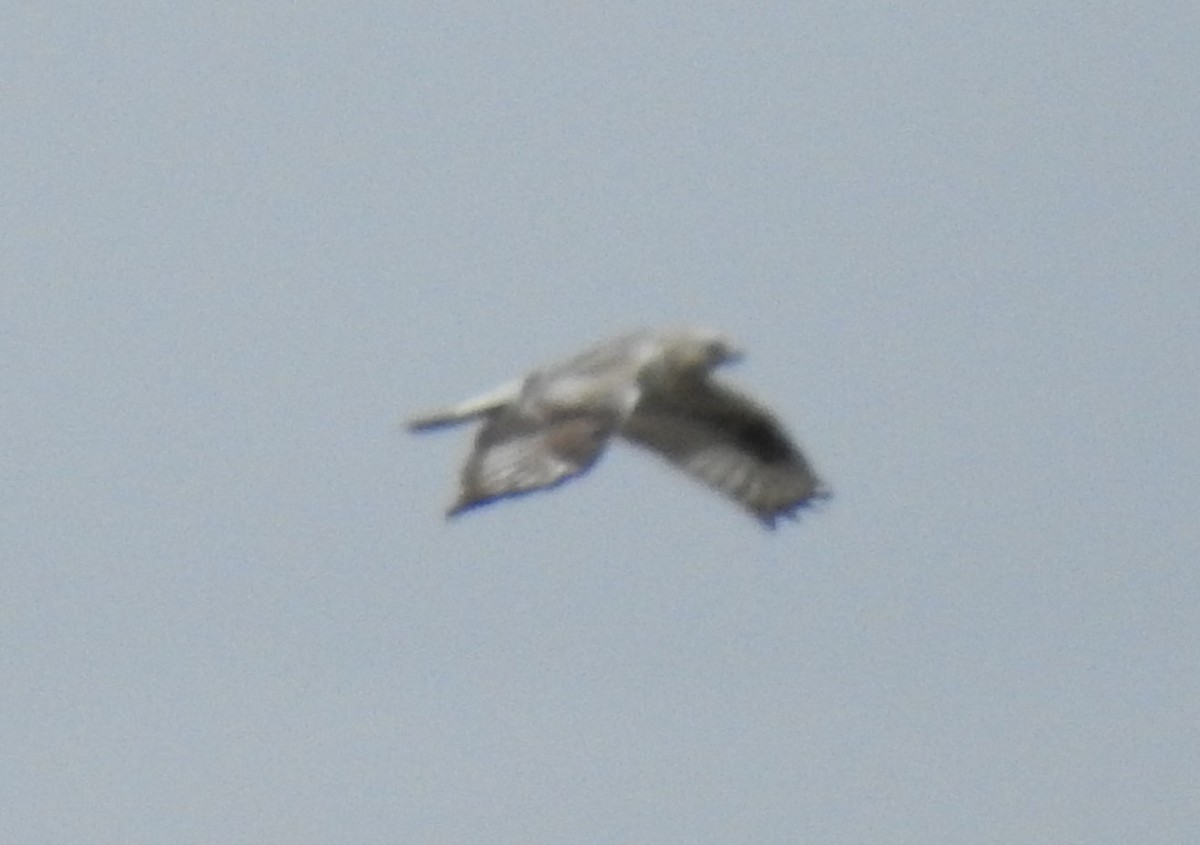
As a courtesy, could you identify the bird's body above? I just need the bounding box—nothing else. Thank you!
[408,327,828,527]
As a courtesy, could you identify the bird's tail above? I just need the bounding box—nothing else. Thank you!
[406,380,521,432]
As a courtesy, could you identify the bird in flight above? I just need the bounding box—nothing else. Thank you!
[407,327,829,527]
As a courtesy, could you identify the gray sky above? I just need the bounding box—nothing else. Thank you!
[4,4,1197,843]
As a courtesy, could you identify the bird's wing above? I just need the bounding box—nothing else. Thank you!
[447,406,616,516]
[620,378,828,527]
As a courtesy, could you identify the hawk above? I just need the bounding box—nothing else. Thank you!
[407,327,829,527]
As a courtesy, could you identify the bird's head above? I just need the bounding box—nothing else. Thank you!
[665,328,743,374]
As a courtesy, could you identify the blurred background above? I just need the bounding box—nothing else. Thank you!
[3,4,1197,843]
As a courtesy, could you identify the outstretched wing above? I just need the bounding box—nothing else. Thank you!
[620,378,828,527]
[447,407,615,516]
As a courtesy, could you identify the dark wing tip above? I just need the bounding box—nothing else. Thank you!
[444,489,489,519]
[754,484,832,529]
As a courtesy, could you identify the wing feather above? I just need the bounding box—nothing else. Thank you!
[620,378,828,527]
[447,409,614,516]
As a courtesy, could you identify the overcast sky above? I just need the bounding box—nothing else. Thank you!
[4,4,1198,844]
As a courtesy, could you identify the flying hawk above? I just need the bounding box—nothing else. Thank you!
[407,327,829,527]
